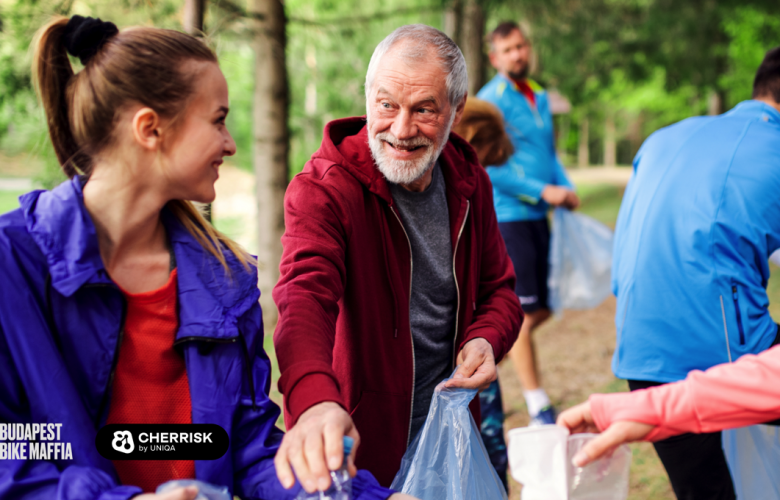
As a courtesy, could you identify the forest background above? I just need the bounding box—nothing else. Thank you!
[1,0,780,319]
[2,0,780,179]
[1,1,780,498]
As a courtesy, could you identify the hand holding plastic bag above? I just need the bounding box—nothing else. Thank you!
[390,372,507,500]
[507,425,630,500]
[548,208,613,314]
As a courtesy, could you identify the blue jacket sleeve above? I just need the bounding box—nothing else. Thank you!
[231,306,394,500]
[0,451,141,500]
[486,162,548,205]
[0,258,142,500]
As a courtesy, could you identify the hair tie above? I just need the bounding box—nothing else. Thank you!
[62,15,119,65]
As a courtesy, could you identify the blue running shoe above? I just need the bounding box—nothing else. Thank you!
[529,405,557,427]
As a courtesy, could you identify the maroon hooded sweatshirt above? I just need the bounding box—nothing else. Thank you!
[273,116,523,486]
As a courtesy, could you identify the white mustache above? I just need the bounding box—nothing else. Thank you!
[374,132,433,149]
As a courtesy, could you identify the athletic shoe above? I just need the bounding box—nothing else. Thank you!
[529,405,557,427]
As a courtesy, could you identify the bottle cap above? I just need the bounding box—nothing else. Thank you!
[343,436,354,457]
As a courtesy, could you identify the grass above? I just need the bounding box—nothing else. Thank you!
[576,183,625,228]
[0,191,24,215]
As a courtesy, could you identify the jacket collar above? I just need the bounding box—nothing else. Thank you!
[21,177,259,341]
[728,100,780,124]
[311,116,480,204]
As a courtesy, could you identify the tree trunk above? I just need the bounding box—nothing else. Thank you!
[183,0,206,35]
[461,0,485,96]
[184,0,211,221]
[577,117,589,168]
[707,90,722,116]
[443,0,463,46]
[604,112,616,167]
[248,0,289,327]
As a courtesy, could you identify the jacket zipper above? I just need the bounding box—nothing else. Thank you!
[89,284,128,426]
[719,295,733,362]
[732,285,746,345]
[390,205,416,447]
[451,201,470,366]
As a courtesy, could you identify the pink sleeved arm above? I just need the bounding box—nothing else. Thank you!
[590,345,780,441]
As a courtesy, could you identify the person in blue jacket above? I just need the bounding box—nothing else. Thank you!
[0,15,405,500]
[477,21,579,426]
[611,47,780,500]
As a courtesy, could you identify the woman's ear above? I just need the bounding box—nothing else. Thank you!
[131,107,162,151]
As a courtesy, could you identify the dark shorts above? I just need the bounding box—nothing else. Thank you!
[498,218,550,313]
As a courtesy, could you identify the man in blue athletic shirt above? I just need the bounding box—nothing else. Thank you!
[610,48,780,499]
[477,20,579,426]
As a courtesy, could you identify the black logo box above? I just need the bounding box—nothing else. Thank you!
[96,424,229,460]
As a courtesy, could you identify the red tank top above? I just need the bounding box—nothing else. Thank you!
[105,269,196,492]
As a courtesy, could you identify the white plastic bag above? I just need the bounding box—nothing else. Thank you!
[507,425,630,500]
[548,208,614,314]
[390,375,507,500]
[722,425,780,500]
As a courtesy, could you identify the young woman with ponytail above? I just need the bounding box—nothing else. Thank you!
[0,15,403,500]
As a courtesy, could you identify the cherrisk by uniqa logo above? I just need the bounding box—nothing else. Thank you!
[111,430,134,454]
[96,424,228,460]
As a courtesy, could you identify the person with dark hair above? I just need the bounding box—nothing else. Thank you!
[477,21,579,427]
[0,15,407,500]
[559,47,780,500]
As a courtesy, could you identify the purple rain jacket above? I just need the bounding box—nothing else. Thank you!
[0,177,393,500]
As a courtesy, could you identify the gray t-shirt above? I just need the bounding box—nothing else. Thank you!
[389,163,457,442]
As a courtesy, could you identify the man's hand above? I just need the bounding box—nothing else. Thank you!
[557,401,654,467]
[444,338,496,391]
[274,401,360,493]
[541,185,580,210]
[135,486,198,500]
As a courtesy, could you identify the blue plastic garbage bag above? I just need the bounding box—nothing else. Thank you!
[390,373,508,500]
[548,208,613,315]
[722,425,780,500]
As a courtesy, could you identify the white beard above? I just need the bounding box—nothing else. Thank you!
[367,114,455,185]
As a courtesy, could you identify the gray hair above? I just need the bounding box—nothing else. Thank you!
[364,24,468,107]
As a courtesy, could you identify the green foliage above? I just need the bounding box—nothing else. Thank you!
[217,42,254,172]
[720,6,780,107]
[486,0,779,163]
[1,0,779,179]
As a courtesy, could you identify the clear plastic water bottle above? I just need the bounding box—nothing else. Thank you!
[295,436,353,500]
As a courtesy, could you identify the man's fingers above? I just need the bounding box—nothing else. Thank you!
[288,432,315,492]
[323,421,345,471]
[303,431,330,492]
[346,427,360,477]
[445,365,491,389]
[274,438,296,489]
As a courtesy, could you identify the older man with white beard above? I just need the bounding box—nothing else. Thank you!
[272,24,523,494]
